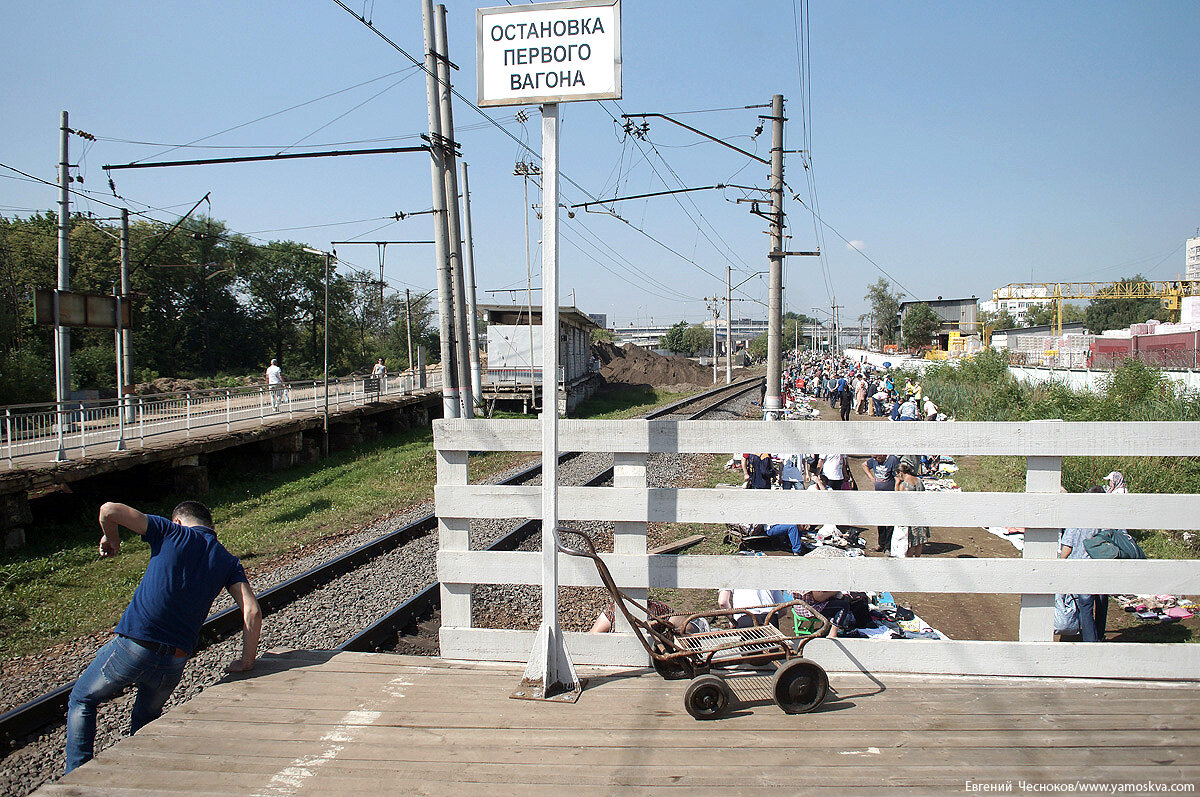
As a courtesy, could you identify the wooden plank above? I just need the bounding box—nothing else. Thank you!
[437,548,1200,596]
[435,484,1200,531]
[648,534,705,555]
[611,451,647,635]
[1020,446,1061,641]
[62,753,1200,789]
[434,418,1200,456]
[96,742,1200,770]
[150,703,1200,732]
[141,719,1200,750]
[439,628,1200,679]
[161,688,1200,717]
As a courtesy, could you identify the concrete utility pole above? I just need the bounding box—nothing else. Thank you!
[460,162,483,408]
[119,209,133,423]
[54,111,72,460]
[832,303,844,355]
[56,113,71,403]
[764,94,785,419]
[422,0,459,418]
[725,266,733,384]
[434,4,473,418]
[405,288,415,377]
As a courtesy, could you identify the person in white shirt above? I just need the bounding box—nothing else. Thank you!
[371,358,386,379]
[265,359,284,409]
[923,396,938,421]
[816,453,846,490]
[718,588,789,629]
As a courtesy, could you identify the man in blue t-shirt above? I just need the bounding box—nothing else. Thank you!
[65,501,262,773]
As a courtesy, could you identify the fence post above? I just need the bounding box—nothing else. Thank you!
[5,409,12,468]
[138,397,144,447]
[186,393,192,438]
[115,393,126,452]
[1019,418,1062,642]
[612,452,650,659]
[437,447,472,643]
[226,389,231,432]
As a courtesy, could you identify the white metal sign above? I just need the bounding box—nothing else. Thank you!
[477,0,621,107]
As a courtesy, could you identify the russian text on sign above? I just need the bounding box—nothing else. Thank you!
[477,0,621,107]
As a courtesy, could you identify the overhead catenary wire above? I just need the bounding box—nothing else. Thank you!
[328,0,722,284]
[130,67,423,164]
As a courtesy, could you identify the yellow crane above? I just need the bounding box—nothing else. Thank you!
[992,280,1200,336]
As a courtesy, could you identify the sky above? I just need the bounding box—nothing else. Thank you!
[2,1,1198,328]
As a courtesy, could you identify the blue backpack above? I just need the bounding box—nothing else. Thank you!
[1083,529,1146,560]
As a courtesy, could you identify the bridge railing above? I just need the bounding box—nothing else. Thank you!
[433,418,1200,679]
[3,370,441,467]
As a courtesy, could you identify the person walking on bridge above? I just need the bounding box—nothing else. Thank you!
[266,358,284,410]
[65,501,261,773]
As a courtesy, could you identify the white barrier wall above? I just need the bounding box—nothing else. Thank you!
[434,418,1200,680]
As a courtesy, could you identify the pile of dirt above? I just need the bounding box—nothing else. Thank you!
[592,341,739,389]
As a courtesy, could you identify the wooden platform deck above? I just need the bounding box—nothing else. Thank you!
[43,650,1200,795]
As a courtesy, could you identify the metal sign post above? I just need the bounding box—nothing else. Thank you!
[512,100,582,704]
[477,0,620,702]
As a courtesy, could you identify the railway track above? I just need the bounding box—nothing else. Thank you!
[336,375,762,653]
[0,376,759,788]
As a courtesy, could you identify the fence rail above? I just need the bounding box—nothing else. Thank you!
[3,370,440,468]
[433,418,1200,679]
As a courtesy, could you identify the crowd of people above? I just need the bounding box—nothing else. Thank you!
[775,351,946,423]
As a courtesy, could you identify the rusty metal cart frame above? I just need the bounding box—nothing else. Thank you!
[558,530,833,719]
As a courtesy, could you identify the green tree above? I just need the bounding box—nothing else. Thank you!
[591,327,615,343]
[241,241,323,367]
[864,278,900,345]
[748,331,768,360]
[661,320,690,353]
[383,290,437,370]
[901,303,943,350]
[682,323,710,355]
[1024,302,1056,328]
[782,313,817,350]
[1084,275,1163,334]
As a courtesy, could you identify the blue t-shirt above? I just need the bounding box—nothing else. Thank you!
[869,455,900,490]
[115,515,248,654]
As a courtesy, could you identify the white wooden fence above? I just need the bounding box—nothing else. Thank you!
[433,418,1200,679]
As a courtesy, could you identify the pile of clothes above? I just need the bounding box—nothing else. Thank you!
[1114,594,1197,622]
[794,590,945,640]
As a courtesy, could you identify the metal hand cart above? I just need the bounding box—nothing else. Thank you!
[558,530,833,720]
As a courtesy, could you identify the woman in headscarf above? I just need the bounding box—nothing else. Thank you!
[1103,471,1128,493]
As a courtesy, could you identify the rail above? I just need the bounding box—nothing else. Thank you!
[2,370,441,468]
[433,417,1200,679]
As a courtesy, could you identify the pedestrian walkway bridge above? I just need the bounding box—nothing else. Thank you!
[44,651,1200,795]
[3,372,441,471]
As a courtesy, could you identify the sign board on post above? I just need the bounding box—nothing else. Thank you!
[34,289,133,329]
[477,0,621,107]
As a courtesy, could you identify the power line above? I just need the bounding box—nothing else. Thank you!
[131,67,422,164]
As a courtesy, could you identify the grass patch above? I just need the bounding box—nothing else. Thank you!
[572,385,699,419]
[924,351,1200,612]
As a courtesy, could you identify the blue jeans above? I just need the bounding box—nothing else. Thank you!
[766,523,805,555]
[66,636,187,772]
[1074,594,1109,642]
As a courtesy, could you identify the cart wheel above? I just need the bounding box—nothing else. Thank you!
[684,674,732,720]
[772,658,828,714]
[652,647,694,681]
